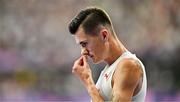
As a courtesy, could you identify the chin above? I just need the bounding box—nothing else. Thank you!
[92,58,103,64]
[91,58,98,64]
[93,61,100,64]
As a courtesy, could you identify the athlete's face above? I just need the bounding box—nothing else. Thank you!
[74,27,109,64]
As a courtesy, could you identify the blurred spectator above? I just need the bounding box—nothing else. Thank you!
[0,0,180,101]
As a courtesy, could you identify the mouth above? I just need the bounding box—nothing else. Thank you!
[83,53,94,59]
[89,54,93,58]
[82,54,93,58]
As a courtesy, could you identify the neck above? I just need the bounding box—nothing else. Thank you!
[104,38,127,65]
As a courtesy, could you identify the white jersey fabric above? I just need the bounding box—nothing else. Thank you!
[95,51,147,102]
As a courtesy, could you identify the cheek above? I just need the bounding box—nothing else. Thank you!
[92,44,105,56]
[88,40,106,56]
[87,45,95,54]
[87,44,96,55]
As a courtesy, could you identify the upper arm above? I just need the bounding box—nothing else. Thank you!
[112,58,143,102]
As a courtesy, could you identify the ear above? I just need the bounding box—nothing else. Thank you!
[100,29,109,42]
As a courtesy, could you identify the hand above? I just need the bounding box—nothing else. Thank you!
[72,55,92,84]
[72,56,103,102]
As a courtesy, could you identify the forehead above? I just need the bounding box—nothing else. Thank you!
[74,27,88,44]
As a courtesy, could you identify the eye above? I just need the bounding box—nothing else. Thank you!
[80,42,88,47]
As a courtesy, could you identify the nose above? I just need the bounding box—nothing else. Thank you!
[81,48,89,56]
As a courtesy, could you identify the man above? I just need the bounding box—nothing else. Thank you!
[68,7,147,102]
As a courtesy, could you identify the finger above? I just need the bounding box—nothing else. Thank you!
[72,58,80,74]
[72,63,81,74]
[79,56,84,66]
[83,55,87,62]
[72,68,75,74]
[82,55,88,66]
[74,56,83,66]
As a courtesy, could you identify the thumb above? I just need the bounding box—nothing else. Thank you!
[82,55,88,66]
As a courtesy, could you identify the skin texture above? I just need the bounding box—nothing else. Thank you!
[72,26,143,102]
[111,59,143,102]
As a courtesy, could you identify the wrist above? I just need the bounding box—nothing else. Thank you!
[86,82,104,102]
[83,76,94,87]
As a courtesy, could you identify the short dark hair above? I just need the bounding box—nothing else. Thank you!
[68,7,112,36]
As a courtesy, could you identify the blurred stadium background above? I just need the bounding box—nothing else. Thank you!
[0,0,180,101]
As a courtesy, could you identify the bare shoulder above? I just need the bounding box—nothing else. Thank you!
[112,58,143,88]
[111,58,143,101]
[117,58,142,74]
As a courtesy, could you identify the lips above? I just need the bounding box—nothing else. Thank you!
[89,54,93,58]
[83,52,93,59]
